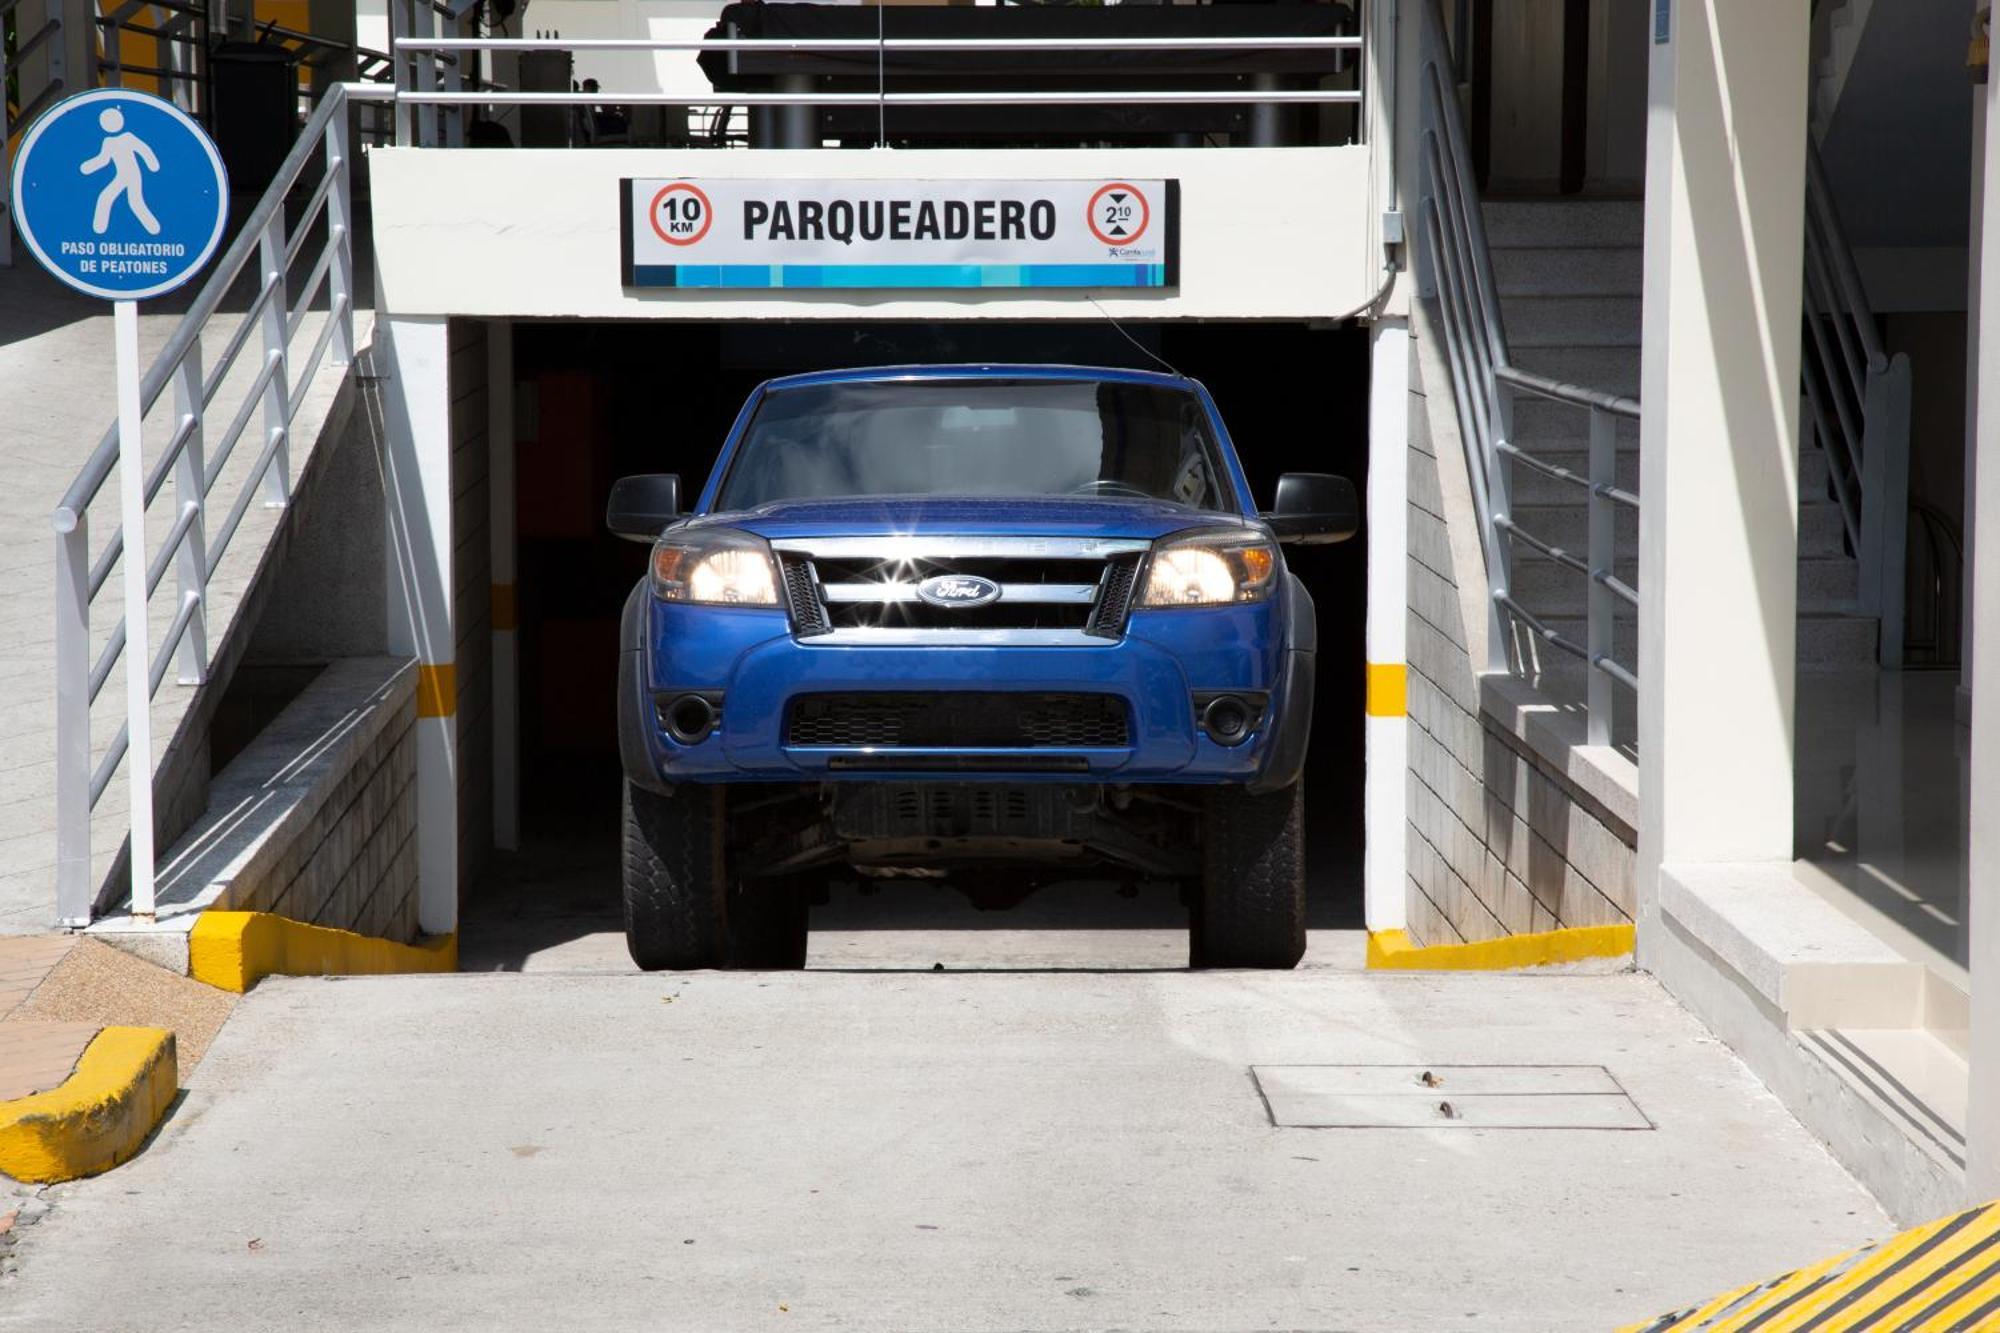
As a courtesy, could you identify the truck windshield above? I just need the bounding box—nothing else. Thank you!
[716,379,1233,511]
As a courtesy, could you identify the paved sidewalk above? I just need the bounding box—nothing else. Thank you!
[0,963,1890,1331]
[0,938,90,1100]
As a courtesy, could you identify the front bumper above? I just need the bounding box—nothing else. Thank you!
[620,595,1310,788]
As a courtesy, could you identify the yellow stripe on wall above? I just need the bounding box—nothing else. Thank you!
[416,663,457,718]
[1366,662,1407,718]
[491,583,517,632]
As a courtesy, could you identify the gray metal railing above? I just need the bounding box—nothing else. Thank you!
[388,32,1365,149]
[49,83,386,926]
[1411,0,1638,747]
[1801,140,1912,668]
[1,0,68,267]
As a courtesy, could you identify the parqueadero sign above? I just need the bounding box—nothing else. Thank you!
[620,177,1178,290]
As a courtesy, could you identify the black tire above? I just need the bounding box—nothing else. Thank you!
[728,876,811,970]
[622,781,726,970]
[1191,781,1306,969]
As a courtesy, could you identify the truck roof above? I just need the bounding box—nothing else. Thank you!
[759,363,1196,392]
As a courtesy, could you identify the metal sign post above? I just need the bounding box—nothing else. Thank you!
[10,88,229,922]
[112,298,156,915]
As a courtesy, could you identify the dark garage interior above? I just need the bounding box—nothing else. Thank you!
[483,317,1371,957]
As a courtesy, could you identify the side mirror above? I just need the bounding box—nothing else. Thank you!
[606,474,682,543]
[1265,473,1359,545]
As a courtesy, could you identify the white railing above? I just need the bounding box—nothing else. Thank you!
[1,0,68,266]
[1411,0,1638,748]
[387,31,1365,149]
[1801,140,1912,668]
[49,83,388,926]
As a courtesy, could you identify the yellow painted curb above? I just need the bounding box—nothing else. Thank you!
[1366,923,1635,970]
[0,1027,177,1184]
[189,911,458,994]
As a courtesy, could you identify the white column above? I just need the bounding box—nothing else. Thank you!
[1964,54,2000,1203]
[1365,317,1410,934]
[488,322,520,853]
[1635,0,1808,944]
[379,314,459,937]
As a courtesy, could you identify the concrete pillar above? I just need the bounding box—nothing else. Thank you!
[488,323,520,854]
[1365,317,1410,934]
[1964,56,2000,1203]
[378,314,460,937]
[1634,0,1808,943]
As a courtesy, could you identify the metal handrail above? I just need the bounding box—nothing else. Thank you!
[1801,136,1913,667]
[402,89,1363,106]
[49,83,373,926]
[1412,0,1636,747]
[396,35,1364,52]
[387,30,1365,146]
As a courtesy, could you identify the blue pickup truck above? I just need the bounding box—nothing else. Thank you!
[606,364,1357,971]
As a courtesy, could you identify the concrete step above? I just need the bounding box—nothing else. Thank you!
[1481,198,1645,249]
[1491,245,1644,298]
[1511,497,1849,558]
[1502,297,1643,349]
[1509,553,1861,615]
[1506,345,1642,399]
[1799,613,1880,665]
[1498,436,1832,513]
[1516,609,1876,670]
[1506,398,1643,448]
[1505,450,1641,507]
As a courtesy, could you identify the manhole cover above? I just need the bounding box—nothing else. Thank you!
[1251,1064,1652,1130]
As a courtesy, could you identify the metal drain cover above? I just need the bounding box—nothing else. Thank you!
[1252,1064,1652,1130]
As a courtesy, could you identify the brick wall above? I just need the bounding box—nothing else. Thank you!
[257,693,420,941]
[1404,304,1637,946]
[449,320,494,899]
[153,657,422,943]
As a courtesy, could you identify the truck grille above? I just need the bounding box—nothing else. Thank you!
[775,542,1146,639]
[787,693,1130,748]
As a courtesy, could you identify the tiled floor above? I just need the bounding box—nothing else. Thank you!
[0,935,93,1101]
[0,1020,99,1101]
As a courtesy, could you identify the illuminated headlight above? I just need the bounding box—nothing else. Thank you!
[652,529,780,606]
[1137,530,1279,608]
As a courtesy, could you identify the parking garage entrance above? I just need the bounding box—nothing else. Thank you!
[468,318,1369,964]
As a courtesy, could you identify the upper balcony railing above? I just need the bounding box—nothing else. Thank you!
[384,9,1367,151]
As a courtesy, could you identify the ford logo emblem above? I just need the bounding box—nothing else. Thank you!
[916,574,1002,609]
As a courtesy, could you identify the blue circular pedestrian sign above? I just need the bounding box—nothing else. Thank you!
[9,88,228,302]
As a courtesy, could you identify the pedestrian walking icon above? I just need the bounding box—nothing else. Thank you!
[81,107,164,237]
[9,88,228,301]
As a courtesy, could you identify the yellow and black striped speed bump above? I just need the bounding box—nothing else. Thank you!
[1621,1200,2000,1332]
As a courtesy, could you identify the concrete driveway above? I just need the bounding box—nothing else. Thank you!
[0,911,1890,1333]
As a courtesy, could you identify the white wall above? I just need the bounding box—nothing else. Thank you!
[367,145,1377,321]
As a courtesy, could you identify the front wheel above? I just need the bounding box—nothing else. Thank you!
[1191,781,1306,970]
[622,781,726,970]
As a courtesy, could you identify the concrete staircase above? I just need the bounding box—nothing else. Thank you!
[1483,196,1879,682]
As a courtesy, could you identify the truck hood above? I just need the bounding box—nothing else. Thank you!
[688,496,1258,543]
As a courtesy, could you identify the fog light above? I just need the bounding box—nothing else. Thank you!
[658,693,720,744]
[1201,695,1254,746]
